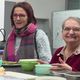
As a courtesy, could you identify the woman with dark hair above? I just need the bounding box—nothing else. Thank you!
[3,2,52,62]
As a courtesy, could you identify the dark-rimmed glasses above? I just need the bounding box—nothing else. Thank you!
[13,13,27,19]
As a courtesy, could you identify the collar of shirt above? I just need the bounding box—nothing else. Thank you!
[57,45,80,56]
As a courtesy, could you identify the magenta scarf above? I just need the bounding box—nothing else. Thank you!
[6,23,37,61]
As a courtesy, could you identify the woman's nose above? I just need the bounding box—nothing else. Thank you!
[69,29,74,34]
[16,16,20,20]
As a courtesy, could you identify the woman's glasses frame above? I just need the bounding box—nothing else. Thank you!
[13,13,27,19]
[63,26,80,32]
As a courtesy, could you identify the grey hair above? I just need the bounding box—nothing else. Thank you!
[62,17,80,30]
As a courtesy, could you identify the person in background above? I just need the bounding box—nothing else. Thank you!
[50,17,80,71]
[3,2,52,62]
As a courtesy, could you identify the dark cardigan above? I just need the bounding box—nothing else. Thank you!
[50,47,80,71]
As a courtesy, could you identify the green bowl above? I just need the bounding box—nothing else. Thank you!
[35,64,52,75]
[19,59,38,71]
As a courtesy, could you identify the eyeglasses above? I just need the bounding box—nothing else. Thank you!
[63,27,80,32]
[13,13,27,19]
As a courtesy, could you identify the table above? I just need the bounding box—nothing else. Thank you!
[3,66,80,80]
[51,71,80,80]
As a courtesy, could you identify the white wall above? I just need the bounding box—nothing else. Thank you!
[26,0,65,19]
[0,0,5,41]
[0,0,5,28]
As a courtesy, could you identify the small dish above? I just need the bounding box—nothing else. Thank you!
[2,61,20,67]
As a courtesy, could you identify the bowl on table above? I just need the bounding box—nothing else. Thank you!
[19,59,38,71]
[35,64,52,75]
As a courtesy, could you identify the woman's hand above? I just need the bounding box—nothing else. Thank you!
[51,57,72,71]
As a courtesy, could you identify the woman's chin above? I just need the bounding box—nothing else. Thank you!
[15,24,23,29]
